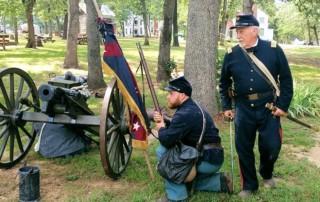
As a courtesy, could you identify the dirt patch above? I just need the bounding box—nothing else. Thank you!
[287,56,320,68]
[284,131,320,167]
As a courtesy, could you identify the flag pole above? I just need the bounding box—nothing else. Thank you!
[93,0,103,18]
[95,1,155,180]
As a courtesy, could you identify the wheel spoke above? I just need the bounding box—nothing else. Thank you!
[14,127,25,154]
[9,128,15,161]
[0,119,9,127]
[15,77,25,108]
[108,133,119,168]
[0,78,13,111]
[106,124,120,137]
[119,136,125,165]
[0,129,10,161]
[9,73,15,109]
[107,112,118,125]
[110,96,120,120]
[23,88,32,100]
[121,134,130,153]
[0,103,9,114]
[0,123,10,139]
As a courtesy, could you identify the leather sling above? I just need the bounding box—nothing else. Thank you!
[241,48,280,96]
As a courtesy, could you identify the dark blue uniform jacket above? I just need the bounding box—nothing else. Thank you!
[219,38,293,112]
[158,98,222,164]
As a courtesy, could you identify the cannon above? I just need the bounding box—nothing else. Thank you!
[0,67,133,179]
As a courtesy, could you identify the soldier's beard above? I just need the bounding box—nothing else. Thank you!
[167,99,181,109]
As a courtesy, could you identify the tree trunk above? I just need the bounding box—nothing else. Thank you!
[122,23,125,37]
[14,17,19,44]
[184,0,219,117]
[243,0,254,14]
[219,0,227,46]
[132,17,135,37]
[172,0,179,47]
[62,12,68,39]
[156,0,175,82]
[63,0,79,69]
[49,20,53,37]
[141,0,149,45]
[307,20,311,44]
[84,0,106,90]
[311,25,319,46]
[45,22,48,34]
[23,0,36,48]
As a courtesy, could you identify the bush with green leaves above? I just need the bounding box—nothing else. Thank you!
[288,79,320,118]
[165,58,177,77]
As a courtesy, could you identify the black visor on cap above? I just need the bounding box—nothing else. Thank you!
[230,14,259,29]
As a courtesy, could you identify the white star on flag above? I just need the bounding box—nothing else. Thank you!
[133,122,140,131]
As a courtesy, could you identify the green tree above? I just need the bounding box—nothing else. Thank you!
[0,0,24,44]
[293,0,320,45]
[274,1,305,43]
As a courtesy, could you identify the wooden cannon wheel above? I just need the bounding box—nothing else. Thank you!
[99,78,133,179]
[0,67,40,168]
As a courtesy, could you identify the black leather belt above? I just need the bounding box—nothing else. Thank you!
[203,143,222,150]
[245,90,274,100]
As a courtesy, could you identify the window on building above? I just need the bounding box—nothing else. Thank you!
[134,30,138,35]
[140,28,143,35]
[140,20,143,25]
[259,17,265,24]
[134,20,138,25]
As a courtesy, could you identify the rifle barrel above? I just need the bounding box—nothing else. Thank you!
[136,43,161,113]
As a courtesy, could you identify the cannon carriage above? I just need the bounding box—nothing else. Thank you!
[0,67,134,179]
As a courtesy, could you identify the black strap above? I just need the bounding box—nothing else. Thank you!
[241,48,274,89]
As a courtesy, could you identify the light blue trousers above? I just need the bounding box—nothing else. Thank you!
[157,145,223,201]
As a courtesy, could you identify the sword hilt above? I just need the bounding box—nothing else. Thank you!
[265,103,319,132]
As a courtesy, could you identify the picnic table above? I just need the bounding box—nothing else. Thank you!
[42,36,55,43]
[0,34,16,50]
[77,34,87,45]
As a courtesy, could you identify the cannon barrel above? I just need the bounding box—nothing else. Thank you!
[37,84,92,117]
[38,84,81,101]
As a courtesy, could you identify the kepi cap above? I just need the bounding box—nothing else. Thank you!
[230,14,259,29]
[164,76,192,97]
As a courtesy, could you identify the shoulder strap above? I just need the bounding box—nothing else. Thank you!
[194,102,206,151]
[241,48,280,96]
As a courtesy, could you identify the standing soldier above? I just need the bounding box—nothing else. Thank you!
[219,14,293,198]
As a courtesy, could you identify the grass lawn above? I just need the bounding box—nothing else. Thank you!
[0,37,320,201]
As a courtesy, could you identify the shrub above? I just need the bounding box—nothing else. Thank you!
[288,79,320,118]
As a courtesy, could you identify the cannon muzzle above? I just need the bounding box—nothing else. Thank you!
[38,84,81,101]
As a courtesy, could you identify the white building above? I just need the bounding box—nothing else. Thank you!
[123,15,158,37]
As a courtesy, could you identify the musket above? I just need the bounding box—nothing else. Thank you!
[136,42,161,113]
[265,103,319,132]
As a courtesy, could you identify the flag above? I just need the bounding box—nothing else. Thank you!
[97,18,150,149]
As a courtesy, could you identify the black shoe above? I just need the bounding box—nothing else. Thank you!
[220,172,233,194]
